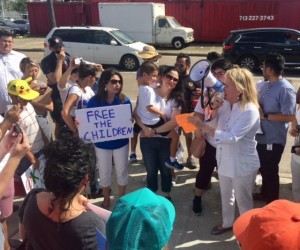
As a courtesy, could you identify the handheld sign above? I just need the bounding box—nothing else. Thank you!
[75,104,133,143]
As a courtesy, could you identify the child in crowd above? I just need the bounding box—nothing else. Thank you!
[7,80,46,187]
[130,45,162,163]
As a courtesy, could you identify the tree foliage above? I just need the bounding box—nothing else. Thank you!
[11,0,27,14]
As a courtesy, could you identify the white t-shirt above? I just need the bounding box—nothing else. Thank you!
[137,85,163,125]
[67,85,94,117]
[20,103,44,153]
[162,98,181,121]
[0,50,26,114]
[60,81,95,118]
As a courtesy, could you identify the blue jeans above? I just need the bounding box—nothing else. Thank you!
[140,137,172,193]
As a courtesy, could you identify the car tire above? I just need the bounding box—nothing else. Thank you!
[121,54,139,71]
[172,38,184,50]
[238,55,258,71]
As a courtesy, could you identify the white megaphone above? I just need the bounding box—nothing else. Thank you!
[189,59,224,108]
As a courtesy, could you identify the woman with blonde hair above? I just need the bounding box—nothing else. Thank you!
[189,67,260,235]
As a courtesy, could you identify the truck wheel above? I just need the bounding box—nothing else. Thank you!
[238,55,258,71]
[172,38,184,50]
[121,55,139,71]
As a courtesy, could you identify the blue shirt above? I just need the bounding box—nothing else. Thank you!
[256,78,296,145]
[87,95,132,149]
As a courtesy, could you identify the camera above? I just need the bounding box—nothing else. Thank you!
[74,57,83,65]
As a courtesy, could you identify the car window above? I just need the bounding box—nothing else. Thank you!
[110,30,135,44]
[239,32,286,43]
[93,30,113,45]
[284,32,300,45]
[52,29,94,43]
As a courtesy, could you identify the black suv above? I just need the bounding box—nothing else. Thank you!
[223,28,300,70]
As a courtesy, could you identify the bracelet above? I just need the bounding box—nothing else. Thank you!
[263,113,269,120]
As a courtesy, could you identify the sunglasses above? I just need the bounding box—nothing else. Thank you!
[110,79,122,84]
[166,74,179,83]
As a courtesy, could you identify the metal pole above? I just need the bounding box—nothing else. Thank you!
[47,0,56,28]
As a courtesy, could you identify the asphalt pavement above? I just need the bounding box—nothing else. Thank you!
[7,35,295,250]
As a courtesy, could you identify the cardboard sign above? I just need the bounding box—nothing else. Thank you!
[75,104,133,143]
[175,113,197,133]
[21,155,46,194]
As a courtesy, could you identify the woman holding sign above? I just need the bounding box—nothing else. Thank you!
[87,68,131,209]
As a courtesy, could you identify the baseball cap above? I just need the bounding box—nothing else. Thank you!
[7,79,39,100]
[233,199,300,250]
[48,36,64,49]
[138,45,162,60]
[106,188,175,250]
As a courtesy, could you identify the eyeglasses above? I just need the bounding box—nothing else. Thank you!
[110,79,122,84]
[212,71,225,77]
[165,74,179,83]
[175,63,185,68]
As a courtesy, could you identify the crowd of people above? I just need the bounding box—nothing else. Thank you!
[0,28,299,249]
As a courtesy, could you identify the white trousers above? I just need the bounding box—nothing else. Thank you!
[219,172,256,228]
[95,144,129,187]
[291,155,300,202]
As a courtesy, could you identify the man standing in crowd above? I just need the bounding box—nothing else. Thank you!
[41,36,71,138]
[254,53,296,203]
[0,30,26,116]
[175,53,199,170]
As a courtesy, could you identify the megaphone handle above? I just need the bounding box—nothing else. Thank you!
[201,78,205,109]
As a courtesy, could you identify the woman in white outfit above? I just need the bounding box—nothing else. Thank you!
[189,68,260,235]
[289,107,300,202]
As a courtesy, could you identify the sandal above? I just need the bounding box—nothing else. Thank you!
[211,225,232,235]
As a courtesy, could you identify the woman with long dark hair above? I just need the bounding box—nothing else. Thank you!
[87,68,132,209]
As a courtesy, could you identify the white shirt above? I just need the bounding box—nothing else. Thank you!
[137,85,163,125]
[0,50,26,114]
[214,101,260,178]
[292,109,300,164]
[20,103,44,153]
[64,84,95,117]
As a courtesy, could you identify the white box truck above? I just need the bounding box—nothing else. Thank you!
[98,2,194,49]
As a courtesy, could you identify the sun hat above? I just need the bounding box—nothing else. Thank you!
[233,199,300,250]
[7,79,39,100]
[48,36,64,49]
[138,45,162,60]
[106,188,175,250]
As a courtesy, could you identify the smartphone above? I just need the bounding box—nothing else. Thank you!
[14,124,23,143]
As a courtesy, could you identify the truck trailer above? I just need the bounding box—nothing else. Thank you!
[98,2,194,49]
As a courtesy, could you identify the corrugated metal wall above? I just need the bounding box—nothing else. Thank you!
[28,0,300,42]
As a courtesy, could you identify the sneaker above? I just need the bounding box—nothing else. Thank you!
[186,157,197,170]
[193,197,203,215]
[165,159,184,170]
[129,153,137,163]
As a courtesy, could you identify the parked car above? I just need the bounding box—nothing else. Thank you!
[222,28,300,70]
[13,19,30,34]
[44,26,148,71]
[0,19,26,35]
